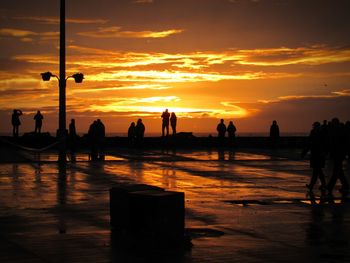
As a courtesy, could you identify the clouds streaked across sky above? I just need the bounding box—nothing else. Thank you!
[0,0,350,134]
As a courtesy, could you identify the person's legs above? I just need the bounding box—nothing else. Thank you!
[166,124,169,136]
[318,168,327,190]
[162,123,165,137]
[328,161,339,194]
[307,168,318,190]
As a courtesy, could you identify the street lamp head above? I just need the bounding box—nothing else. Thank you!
[72,73,84,83]
[41,71,54,81]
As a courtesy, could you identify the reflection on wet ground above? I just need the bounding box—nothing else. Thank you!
[0,148,350,262]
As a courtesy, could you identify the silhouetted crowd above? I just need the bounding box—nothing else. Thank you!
[8,110,350,195]
[302,118,350,195]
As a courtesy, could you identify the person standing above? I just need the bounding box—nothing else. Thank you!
[216,119,226,138]
[135,118,145,146]
[161,109,170,137]
[96,119,105,161]
[128,122,136,146]
[170,112,177,135]
[34,110,44,133]
[270,120,280,147]
[88,121,99,161]
[68,119,77,160]
[11,109,23,137]
[227,121,237,146]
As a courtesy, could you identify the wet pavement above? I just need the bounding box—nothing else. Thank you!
[0,147,350,262]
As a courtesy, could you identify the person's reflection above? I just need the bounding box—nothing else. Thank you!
[305,194,326,246]
[128,160,144,182]
[207,148,213,161]
[57,163,67,234]
[229,150,236,161]
[218,149,225,161]
[34,163,42,198]
[11,164,20,195]
[161,166,177,189]
[305,192,349,257]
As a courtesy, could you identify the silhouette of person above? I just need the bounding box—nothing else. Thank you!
[161,109,170,137]
[270,120,280,147]
[321,119,330,153]
[34,110,44,133]
[301,122,327,192]
[69,119,77,138]
[227,121,237,146]
[68,119,77,160]
[96,119,105,160]
[11,109,23,137]
[128,122,136,146]
[170,112,177,135]
[327,118,349,195]
[216,119,226,138]
[135,118,145,146]
[345,120,350,159]
[88,120,99,161]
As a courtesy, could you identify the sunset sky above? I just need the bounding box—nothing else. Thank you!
[1,0,350,135]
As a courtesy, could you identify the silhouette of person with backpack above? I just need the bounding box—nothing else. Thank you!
[34,110,44,133]
[161,109,170,137]
[170,112,177,135]
[301,122,327,192]
[11,109,23,137]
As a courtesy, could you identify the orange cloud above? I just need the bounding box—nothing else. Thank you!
[78,27,184,38]
[14,16,108,25]
[235,46,350,66]
[0,28,59,42]
[0,28,37,37]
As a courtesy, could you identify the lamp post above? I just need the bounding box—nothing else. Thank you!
[41,0,84,162]
[41,72,84,162]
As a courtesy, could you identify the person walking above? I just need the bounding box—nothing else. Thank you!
[11,109,23,137]
[301,122,327,192]
[327,118,349,195]
[34,110,44,133]
[170,112,177,135]
[161,109,170,137]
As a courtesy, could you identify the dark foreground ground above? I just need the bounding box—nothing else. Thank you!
[0,144,350,263]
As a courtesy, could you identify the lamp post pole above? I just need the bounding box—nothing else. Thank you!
[40,0,83,162]
[58,0,66,162]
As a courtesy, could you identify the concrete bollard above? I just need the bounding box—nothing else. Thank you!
[128,190,185,248]
[109,184,164,234]
[109,184,186,249]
